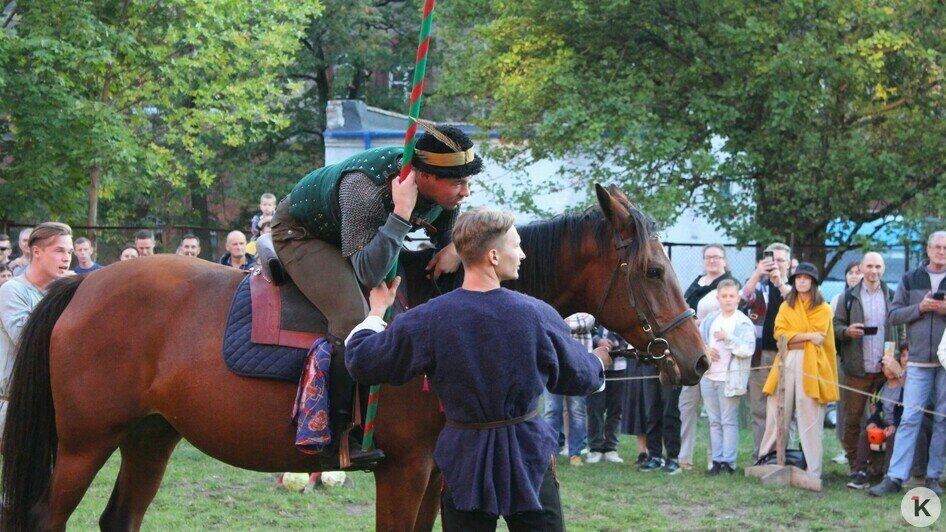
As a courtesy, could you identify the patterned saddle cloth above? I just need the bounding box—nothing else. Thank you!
[222,274,326,381]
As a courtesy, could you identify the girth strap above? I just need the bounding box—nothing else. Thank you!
[445,409,538,430]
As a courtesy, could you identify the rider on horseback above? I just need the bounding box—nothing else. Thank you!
[270,124,482,469]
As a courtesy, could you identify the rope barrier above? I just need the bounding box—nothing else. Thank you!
[603,360,946,420]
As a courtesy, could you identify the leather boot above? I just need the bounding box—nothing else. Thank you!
[321,337,384,470]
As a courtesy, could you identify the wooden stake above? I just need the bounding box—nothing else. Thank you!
[775,335,788,467]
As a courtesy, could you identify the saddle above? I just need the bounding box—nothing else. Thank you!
[221,234,328,381]
[251,234,328,348]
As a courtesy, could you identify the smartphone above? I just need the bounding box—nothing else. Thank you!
[934,292,945,301]
[763,250,774,261]
[862,326,879,335]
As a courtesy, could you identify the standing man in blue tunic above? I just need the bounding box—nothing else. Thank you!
[346,207,609,530]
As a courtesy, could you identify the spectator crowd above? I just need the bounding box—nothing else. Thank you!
[545,236,946,498]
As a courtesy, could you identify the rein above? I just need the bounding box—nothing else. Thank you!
[592,235,695,364]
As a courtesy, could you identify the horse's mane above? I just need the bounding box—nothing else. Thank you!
[512,206,658,301]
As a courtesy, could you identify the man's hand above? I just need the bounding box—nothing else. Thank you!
[845,323,865,338]
[885,425,896,437]
[754,259,774,280]
[809,332,826,346]
[866,423,877,431]
[368,276,401,318]
[707,347,720,362]
[713,329,728,341]
[768,265,783,286]
[593,346,612,369]
[917,292,946,314]
[425,242,461,280]
[392,171,419,221]
[597,338,611,349]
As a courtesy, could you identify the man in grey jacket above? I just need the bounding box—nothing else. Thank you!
[869,232,946,497]
[833,252,900,487]
[0,223,74,441]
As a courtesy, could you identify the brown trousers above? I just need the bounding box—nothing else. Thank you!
[270,199,367,341]
[842,372,887,466]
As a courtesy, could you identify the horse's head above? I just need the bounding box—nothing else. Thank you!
[592,184,709,386]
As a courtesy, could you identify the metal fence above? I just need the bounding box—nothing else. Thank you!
[2,222,239,265]
[664,242,925,302]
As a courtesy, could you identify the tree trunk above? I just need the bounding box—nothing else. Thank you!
[190,188,212,260]
[88,164,101,245]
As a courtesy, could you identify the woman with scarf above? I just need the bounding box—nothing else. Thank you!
[678,244,735,471]
[758,262,839,480]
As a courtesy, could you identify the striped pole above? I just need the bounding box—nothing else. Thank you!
[363,0,436,450]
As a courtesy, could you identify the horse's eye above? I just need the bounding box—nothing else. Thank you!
[646,267,663,279]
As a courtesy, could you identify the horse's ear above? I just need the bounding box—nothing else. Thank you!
[607,184,634,208]
[595,183,627,226]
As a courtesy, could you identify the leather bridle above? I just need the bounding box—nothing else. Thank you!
[593,234,695,364]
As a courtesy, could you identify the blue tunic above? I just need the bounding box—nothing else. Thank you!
[346,288,604,516]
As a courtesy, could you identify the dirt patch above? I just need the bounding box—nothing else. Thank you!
[345,502,374,516]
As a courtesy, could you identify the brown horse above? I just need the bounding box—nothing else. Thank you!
[1,185,707,531]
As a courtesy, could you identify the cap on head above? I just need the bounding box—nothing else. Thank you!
[412,121,483,179]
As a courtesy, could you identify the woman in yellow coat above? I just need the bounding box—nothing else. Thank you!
[758,262,839,479]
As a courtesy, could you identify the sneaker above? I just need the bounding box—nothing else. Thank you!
[634,452,648,466]
[722,462,736,475]
[662,459,682,475]
[586,451,603,464]
[603,451,624,464]
[580,447,590,455]
[925,477,944,497]
[559,445,569,457]
[847,471,869,490]
[868,477,902,497]
[831,451,848,465]
[639,456,664,472]
[568,455,583,466]
[706,462,721,477]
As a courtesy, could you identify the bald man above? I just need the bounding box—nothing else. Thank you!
[833,252,900,487]
[219,230,256,271]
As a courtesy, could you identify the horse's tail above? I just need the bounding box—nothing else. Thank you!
[1,274,85,531]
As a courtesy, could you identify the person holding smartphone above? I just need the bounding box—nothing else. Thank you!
[832,252,901,484]
[870,231,946,497]
[740,242,793,462]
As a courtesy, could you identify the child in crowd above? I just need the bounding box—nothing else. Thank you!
[847,345,907,489]
[246,220,272,256]
[250,192,277,239]
[698,279,755,474]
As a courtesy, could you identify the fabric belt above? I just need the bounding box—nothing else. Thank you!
[445,409,538,430]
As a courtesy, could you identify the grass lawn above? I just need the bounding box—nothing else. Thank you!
[64,416,918,530]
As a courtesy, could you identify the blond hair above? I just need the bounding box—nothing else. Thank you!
[28,222,72,251]
[452,208,515,264]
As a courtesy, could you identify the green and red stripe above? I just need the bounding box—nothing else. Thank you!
[363,0,437,450]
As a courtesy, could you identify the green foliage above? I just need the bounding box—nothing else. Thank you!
[212,0,439,226]
[440,0,946,266]
[0,0,321,225]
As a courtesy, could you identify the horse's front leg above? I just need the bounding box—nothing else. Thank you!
[374,451,436,532]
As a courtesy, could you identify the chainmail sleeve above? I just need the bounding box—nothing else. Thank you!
[338,172,392,258]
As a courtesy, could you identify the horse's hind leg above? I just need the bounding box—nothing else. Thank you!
[99,416,181,532]
[43,443,118,531]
